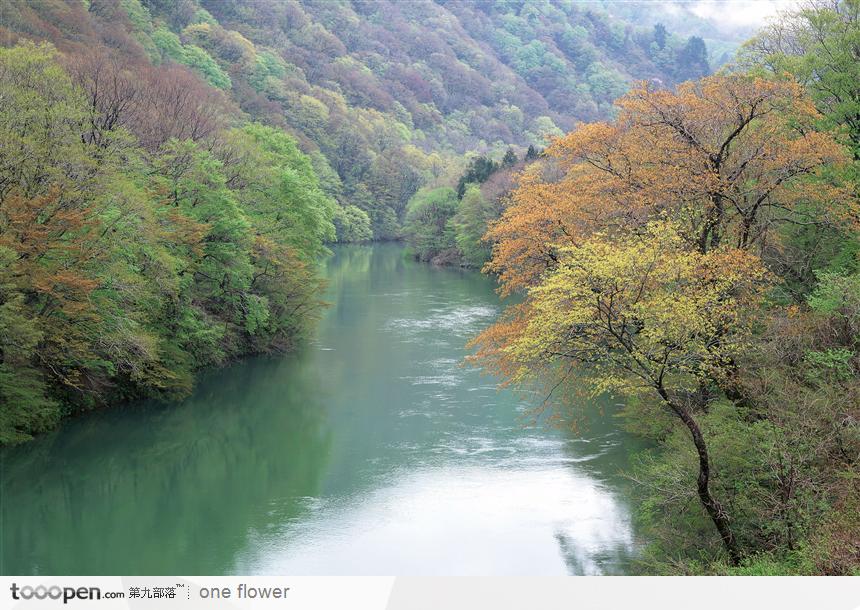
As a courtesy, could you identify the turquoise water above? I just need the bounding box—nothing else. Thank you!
[0,244,643,575]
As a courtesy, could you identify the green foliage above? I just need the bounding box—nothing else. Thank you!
[191,7,217,26]
[152,139,253,329]
[457,156,500,199]
[0,42,330,443]
[223,123,336,259]
[744,0,860,156]
[120,0,154,33]
[803,348,854,383]
[180,44,231,89]
[717,552,817,576]
[333,205,373,243]
[152,25,230,89]
[403,187,459,262]
[249,50,287,92]
[152,25,185,61]
[586,63,628,103]
[807,270,860,320]
[451,185,492,268]
[0,42,90,201]
[0,247,59,444]
[628,394,850,574]
[525,116,564,147]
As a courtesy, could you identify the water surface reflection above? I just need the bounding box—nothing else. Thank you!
[1,244,642,575]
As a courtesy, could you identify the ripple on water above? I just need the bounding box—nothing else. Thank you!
[384,305,499,338]
[400,374,462,387]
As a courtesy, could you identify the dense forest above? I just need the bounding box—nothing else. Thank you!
[467,1,860,575]
[0,40,334,443]
[0,0,714,241]
[0,0,858,576]
[0,0,717,441]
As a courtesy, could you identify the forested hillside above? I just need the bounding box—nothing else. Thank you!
[0,0,709,441]
[0,39,337,442]
[0,0,720,442]
[1,0,710,240]
[468,0,860,575]
[0,0,857,578]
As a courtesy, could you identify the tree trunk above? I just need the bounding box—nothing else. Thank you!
[658,387,741,564]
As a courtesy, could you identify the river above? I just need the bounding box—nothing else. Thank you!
[0,244,644,575]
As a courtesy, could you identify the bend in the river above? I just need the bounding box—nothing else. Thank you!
[0,244,646,575]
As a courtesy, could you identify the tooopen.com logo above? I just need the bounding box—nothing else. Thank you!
[10,583,107,604]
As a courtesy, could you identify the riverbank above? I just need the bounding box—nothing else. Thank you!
[1,244,645,575]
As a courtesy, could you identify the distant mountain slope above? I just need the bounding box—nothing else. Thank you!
[600,0,784,67]
[1,0,713,238]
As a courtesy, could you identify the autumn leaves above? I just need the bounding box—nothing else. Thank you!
[471,75,851,562]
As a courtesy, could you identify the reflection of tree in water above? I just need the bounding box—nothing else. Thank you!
[550,395,652,575]
[2,244,651,575]
[557,397,650,480]
[0,355,332,574]
[321,244,373,295]
[554,528,640,576]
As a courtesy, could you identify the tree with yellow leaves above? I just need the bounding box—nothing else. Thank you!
[476,220,769,562]
[473,74,849,564]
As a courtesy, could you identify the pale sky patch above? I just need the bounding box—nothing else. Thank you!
[685,0,799,29]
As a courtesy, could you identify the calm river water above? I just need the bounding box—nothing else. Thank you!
[1,244,644,575]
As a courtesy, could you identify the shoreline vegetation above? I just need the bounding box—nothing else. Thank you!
[2,0,704,442]
[1,0,858,576]
[0,42,335,444]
